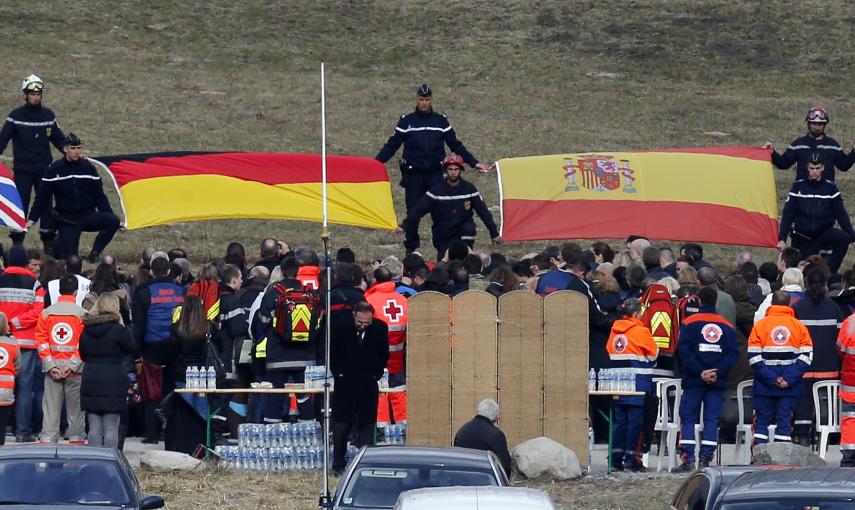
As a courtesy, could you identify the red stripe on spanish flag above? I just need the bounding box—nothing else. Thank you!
[497,147,779,247]
[92,153,397,231]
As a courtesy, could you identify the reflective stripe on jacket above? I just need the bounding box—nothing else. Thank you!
[748,305,813,396]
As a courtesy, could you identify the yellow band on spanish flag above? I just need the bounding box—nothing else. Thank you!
[496,147,778,247]
[92,152,397,230]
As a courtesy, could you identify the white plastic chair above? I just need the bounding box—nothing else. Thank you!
[734,379,753,464]
[655,378,682,472]
[693,402,706,465]
[813,380,841,460]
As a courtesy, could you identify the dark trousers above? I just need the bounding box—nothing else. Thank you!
[753,394,796,445]
[143,361,175,442]
[0,405,10,445]
[332,420,375,470]
[611,403,644,468]
[403,171,443,251]
[56,211,120,259]
[793,378,832,442]
[679,386,724,461]
[791,228,851,273]
[11,171,55,246]
[263,370,314,422]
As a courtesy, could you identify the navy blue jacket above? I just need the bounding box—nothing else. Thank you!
[677,306,739,390]
[132,278,185,345]
[0,103,65,174]
[29,157,113,223]
[792,296,843,377]
[401,178,499,244]
[772,134,855,182]
[779,178,855,242]
[535,269,574,296]
[376,108,478,172]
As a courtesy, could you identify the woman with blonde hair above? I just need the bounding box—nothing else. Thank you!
[753,267,806,323]
[613,249,641,268]
[0,313,20,446]
[79,294,138,448]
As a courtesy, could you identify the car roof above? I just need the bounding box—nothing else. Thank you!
[722,467,855,500]
[358,446,494,469]
[703,465,772,483]
[0,445,121,461]
[396,487,554,510]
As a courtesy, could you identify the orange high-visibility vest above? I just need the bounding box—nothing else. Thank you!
[35,295,85,373]
[365,282,408,374]
[0,334,19,406]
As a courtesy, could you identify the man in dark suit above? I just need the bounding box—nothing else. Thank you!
[330,301,389,473]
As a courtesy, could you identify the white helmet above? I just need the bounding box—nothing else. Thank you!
[21,74,44,93]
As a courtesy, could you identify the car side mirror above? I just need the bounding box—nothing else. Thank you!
[141,495,165,509]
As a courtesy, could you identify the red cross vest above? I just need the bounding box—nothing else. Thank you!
[365,281,408,374]
[0,334,19,406]
[35,295,86,374]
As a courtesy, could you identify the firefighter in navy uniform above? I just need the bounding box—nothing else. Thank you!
[765,105,855,182]
[26,133,120,262]
[0,74,64,248]
[676,287,739,471]
[397,153,501,261]
[376,84,487,252]
[777,153,855,273]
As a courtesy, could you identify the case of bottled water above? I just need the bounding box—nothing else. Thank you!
[228,420,330,471]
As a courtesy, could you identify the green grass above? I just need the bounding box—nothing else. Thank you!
[1,1,854,270]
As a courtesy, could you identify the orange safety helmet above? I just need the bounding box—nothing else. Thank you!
[442,153,466,170]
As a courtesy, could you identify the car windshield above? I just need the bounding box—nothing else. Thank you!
[720,499,855,510]
[0,458,131,506]
[339,465,497,508]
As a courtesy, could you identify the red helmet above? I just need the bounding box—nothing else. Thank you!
[806,105,829,124]
[442,153,466,169]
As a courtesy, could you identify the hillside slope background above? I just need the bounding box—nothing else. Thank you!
[2,1,854,268]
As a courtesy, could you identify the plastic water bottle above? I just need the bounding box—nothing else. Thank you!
[587,427,594,469]
[628,370,636,392]
[206,366,217,390]
[185,366,194,390]
[189,366,200,390]
[380,369,389,389]
[599,369,609,392]
[588,368,597,391]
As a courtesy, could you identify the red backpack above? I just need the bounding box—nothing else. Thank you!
[640,283,679,357]
[272,283,320,343]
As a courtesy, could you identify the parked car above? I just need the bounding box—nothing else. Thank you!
[0,445,164,509]
[333,446,509,510]
[715,467,855,509]
[669,465,774,510]
[394,486,555,510]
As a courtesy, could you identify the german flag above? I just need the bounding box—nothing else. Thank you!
[91,152,397,230]
[496,147,778,247]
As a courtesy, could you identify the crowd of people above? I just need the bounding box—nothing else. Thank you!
[3,74,855,476]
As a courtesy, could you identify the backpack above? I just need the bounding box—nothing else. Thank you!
[272,283,320,343]
[187,278,221,322]
[676,293,701,326]
[640,283,679,356]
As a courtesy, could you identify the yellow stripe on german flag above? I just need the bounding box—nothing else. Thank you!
[93,152,397,230]
[496,147,779,247]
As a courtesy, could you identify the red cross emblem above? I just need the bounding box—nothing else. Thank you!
[383,300,403,322]
[51,322,74,345]
[0,347,8,369]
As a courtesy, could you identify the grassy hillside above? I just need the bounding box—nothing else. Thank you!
[1,0,854,268]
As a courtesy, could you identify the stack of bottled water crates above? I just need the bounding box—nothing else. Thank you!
[303,365,332,390]
[592,368,637,392]
[216,421,329,471]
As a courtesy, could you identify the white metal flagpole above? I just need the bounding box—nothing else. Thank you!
[319,61,334,510]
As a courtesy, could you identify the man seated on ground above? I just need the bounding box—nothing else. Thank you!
[453,398,512,476]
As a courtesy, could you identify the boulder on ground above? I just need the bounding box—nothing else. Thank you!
[139,450,202,470]
[752,442,826,467]
[511,436,582,479]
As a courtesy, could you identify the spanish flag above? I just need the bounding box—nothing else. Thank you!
[91,152,397,230]
[496,147,779,247]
